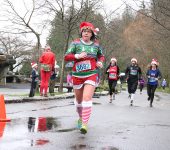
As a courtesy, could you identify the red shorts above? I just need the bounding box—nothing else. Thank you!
[72,74,98,89]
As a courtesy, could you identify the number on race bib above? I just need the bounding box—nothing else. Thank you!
[76,61,91,72]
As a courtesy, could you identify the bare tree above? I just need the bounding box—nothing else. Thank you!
[0,0,50,59]
[0,35,33,71]
[45,0,102,92]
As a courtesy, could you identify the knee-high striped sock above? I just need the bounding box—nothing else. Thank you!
[74,100,82,119]
[82,101,92,125]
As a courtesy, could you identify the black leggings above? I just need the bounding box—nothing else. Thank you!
[139,84,144,92]
[147,84,157,104]
[127,80,138,94]
[108,80,117,95]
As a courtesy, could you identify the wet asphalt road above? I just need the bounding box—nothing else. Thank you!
[0,90,170,150]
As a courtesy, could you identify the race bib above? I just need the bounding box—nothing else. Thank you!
[109,73,117,79]
[149,77,156,82]
[76,60,91,72]
[130,69,137,75]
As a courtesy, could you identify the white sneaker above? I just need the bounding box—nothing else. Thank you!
[130,100,133,106]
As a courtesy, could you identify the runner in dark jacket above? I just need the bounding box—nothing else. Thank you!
[125,58,142,106]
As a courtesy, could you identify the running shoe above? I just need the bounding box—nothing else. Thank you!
[130,100,133,106]
[148,96,150,101]
[77,119,82,129]
[80,124,87,134]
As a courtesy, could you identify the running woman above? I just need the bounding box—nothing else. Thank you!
[146,59,162,107]
[106,58,120,103]
[64,22,105,134]
[125,58,142,106]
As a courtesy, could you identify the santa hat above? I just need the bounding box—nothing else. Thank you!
[131,58,137,63]
[31,62,37,68]
[94,28,99,35]
[80,22,95,33]
[151,58,158,66]
[111,57,117,62]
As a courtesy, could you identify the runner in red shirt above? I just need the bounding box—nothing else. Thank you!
[106,58,120,103]
[64,22,105,134]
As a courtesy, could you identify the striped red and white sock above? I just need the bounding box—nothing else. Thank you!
[82,101,92,125]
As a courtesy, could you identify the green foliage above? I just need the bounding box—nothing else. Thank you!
[156,87,170,94]
[19,62,31,77]
[47,4,106,66]
[46,0,170,84]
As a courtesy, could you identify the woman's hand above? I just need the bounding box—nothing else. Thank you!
[96,61,103,68]
[75,52,87,59]
[107,69,110,72]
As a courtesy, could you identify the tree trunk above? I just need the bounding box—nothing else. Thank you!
[58,35,70,92]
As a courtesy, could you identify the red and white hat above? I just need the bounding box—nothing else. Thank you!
[151,58,158,66]
[31,62,37,68]
[131,58,137,63]
[94,28,99,35]
[111,57,117,62]
[80,22,95,33]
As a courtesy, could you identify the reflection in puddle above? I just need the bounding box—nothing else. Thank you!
[28,117,60,147]
[71,144,94,150]
[36,139,49,145]
[0,116,79,149]
[0,122,6,138]
[28,117,60,132]
[30,139,50,146]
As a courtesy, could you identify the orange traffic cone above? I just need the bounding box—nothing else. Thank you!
[0,122,6,137]
[0,95,11,122]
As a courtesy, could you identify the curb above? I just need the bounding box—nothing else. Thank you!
[5,91,108,104]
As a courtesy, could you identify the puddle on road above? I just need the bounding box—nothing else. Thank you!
[151,124,170,127]
[102,146,119,150]
[93,102,101,105]
[27,117,60,132]
[70,144,94,150]
[70,145,119,150]
[57,127,76,133]
[33,139,50,146]
[0,116,76,149]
